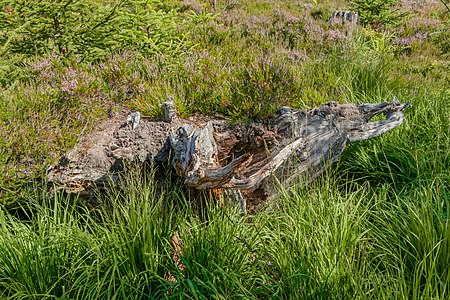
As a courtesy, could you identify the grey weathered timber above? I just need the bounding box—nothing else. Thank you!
[329,10,359,25]
[48,100,410,211]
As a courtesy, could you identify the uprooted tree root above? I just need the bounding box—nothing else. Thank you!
[48,100,411,213]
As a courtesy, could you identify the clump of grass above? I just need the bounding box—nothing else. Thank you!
[0,167,178,299]
[2,165,447,299]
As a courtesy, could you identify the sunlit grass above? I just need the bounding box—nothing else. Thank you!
[0,163,447,299]
[0,0,449,298]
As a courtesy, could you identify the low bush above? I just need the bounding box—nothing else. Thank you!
[351,0,410,29]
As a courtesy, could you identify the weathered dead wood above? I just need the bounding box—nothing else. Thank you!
[329,10,359,25]
[48,100,410,212]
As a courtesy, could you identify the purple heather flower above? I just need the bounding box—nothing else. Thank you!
[328,29,346,41]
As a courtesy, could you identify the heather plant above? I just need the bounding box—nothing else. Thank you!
[270,10,307,49]
[226,57,302,120]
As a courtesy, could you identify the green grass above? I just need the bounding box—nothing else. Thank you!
[0,0,449,298]
[0,166,447,299]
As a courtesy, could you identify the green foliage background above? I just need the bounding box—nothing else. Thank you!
[351,0,410,27]
[0,0,186,58]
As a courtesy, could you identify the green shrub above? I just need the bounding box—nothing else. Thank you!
[0,0,188,61]
[310,7,330,22]
[350,0,409,29]
[227,57,301,120]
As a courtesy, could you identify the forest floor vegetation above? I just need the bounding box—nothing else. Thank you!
[0,0,448,298]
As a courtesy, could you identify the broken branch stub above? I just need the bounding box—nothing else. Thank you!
[169,121,253,189]
[48,100,410,211]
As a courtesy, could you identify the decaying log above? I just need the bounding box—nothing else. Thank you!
[48,100,410,212]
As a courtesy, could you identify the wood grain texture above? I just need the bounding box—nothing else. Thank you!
[48,100,410,211]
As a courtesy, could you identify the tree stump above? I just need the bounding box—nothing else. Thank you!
[48,100,411,213]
